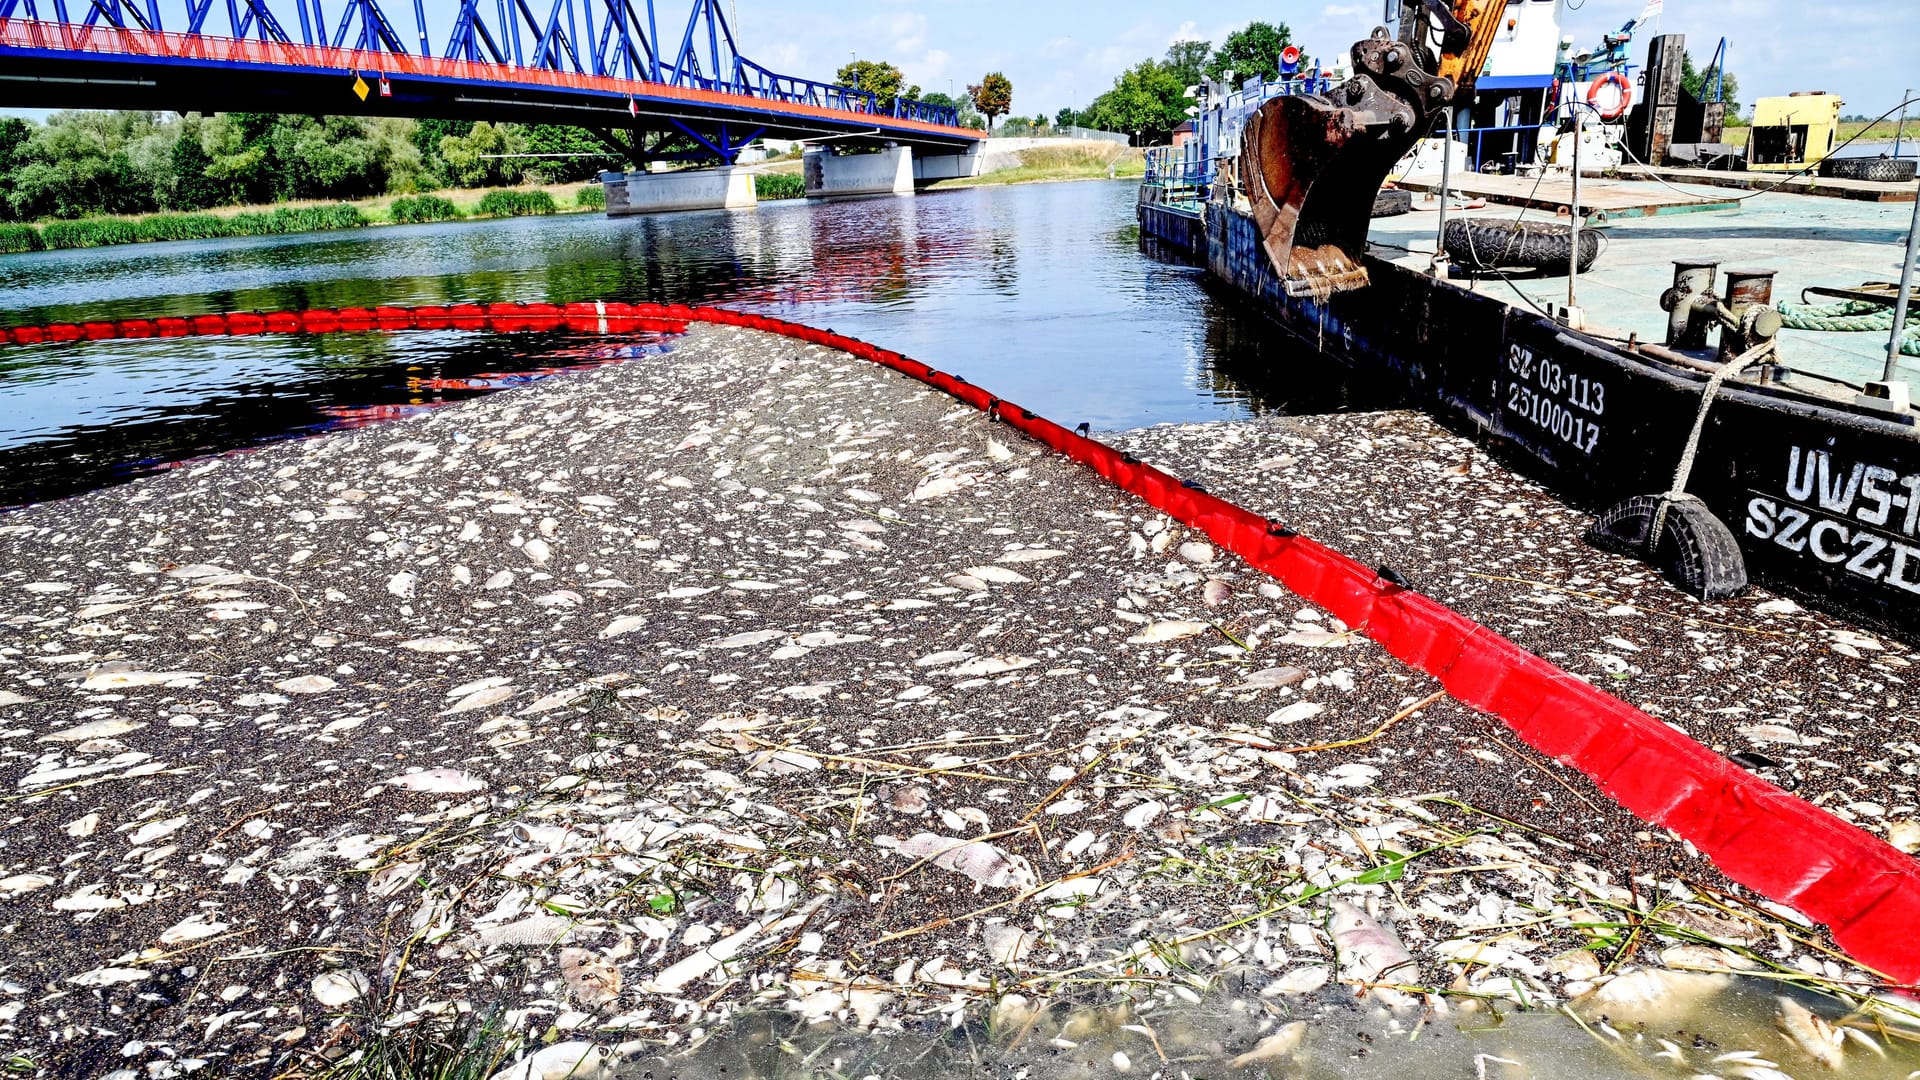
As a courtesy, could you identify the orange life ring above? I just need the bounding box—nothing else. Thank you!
[1586,71,1633,120]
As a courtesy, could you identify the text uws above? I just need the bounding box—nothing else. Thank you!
[1746,447,1920,593]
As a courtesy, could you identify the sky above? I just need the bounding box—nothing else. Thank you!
[725,0,1913,121]
[2,0,1913,123]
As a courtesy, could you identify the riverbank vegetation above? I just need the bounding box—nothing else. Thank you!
[1071,22,1296,144]
[0,110,622,224]
[945,143,1144,188]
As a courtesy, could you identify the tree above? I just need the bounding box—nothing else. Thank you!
[1205,21,1293,83]
[836,59,919,110]
[439,121,526,187]
[1165,39,1211,89]
[519,124,623,183]
[1680,51,1741,116]
[1055,106,1081,130]
[968,72,1013,132]
[1083,59,1186,144]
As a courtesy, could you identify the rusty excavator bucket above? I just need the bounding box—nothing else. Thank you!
[1239,0,1504,298]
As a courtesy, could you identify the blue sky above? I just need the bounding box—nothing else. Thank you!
[727,0,1912,121]
[3,0,1913,123]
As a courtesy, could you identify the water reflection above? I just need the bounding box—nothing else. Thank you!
[631,973,1920,1080]
[0,182,1384,505]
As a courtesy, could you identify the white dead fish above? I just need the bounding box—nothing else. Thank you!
[486,1042,616,1080]
[1775,996,1844,1069]
[599,615,648,639]
[891,833,1036,889]
[963,565,1032,585]
[998,549,1067,563]
[311,970,369,1007]
[274,675,337,694]
[1580,968,1730,1022]
[1202,578,1233,607]
[386,570,417,599]
[39,717,145,743]
[1127,620,1209,644]
[400,637,480,653]
[1241,666,1306,690]
[1330,900,1418,986]
[444,684,514,715]
[1229,1021,1307,1068]
[389,768,487,794]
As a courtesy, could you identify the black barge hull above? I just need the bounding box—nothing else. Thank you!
[1200,200,1920,638]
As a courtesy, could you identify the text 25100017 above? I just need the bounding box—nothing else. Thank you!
[1502,344,1605,455]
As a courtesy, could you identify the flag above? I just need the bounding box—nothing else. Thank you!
[1636,0,1663,23]
[352,75,369,101]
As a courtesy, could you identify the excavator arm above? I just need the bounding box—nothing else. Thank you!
[1237,0,1506,298]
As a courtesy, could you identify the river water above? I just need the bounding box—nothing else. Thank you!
[0,179,1376,505]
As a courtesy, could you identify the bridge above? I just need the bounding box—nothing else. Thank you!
[0,0,984,209]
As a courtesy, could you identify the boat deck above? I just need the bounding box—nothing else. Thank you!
[1395,171,1739,218]
[1368,180,1920,409]
[1618,164,1919,203]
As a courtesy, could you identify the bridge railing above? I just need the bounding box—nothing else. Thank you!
[0,20,964,130]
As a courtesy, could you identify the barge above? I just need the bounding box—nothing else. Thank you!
[1141,5,1920,639]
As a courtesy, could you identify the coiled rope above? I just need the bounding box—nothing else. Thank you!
[1776,299,1920,356]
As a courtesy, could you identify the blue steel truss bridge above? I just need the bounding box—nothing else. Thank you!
[0,0,980,164]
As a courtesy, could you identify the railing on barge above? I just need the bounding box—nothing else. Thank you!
[1141,70,1336,204]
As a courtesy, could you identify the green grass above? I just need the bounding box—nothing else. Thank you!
[475,189,558,217]
[312,1012,520,1080]
[576,183,606,210]
[0,224,41,254]
[754,171,805,200]
[39,218,140,249]
[389,194,464,224]
[130,213,234,242]
[946,143,1145,188]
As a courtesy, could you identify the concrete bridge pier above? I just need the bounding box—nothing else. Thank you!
[602,166,757,215]
[803,144,915,198]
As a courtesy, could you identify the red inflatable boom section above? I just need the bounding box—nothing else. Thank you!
[7,300,1919,985]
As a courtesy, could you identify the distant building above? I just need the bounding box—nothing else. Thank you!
[1172,120,1196,148]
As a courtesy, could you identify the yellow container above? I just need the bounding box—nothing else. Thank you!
[1745,93,1844,172]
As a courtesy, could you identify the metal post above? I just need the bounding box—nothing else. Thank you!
[1895,89,1913,162]
[1568,108,1582,317]
[1885,187,1920,382]
[1432,107,1452,278]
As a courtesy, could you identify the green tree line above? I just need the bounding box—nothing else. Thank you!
[0,111,625,222]
[1072,21,1306,144]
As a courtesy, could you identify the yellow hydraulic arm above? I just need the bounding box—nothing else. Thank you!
[1238,0,1507,298]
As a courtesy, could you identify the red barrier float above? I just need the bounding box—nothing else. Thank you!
[2,301,1916,983]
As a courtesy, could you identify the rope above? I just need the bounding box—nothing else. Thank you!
[1774,299,1920,355]
[1648,340,1775,548]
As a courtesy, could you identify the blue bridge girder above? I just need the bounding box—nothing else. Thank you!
[0,0,978,162]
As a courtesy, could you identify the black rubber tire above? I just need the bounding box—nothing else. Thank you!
[1817,156,1918,184]
[1371,187,1413,218]
[1442,217,1601,275]
[1587,494,1748,601]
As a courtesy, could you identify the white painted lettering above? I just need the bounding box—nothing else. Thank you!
[1786,446,1818,502]
[1858,466,1898,526]
[1889,542,1920,595]
[1816,455,1864,513]
[1775,507,1810,552]
[1848,535,1890,581]
[1808,520,1850,563]
[1744,497,1778,540]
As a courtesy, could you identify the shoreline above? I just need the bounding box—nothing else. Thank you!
[0,319,1913,1076]
[0,162,1145,258]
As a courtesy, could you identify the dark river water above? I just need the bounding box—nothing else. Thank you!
[0,180,1372,505]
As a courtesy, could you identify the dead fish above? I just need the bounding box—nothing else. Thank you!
[559,948,622,1008]
[1127,620,1209,644]
[1229,1021,1307,1068]
[1330,900,1418,987]
[1774,996,1844,1069]
[1202,578,1233,607]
